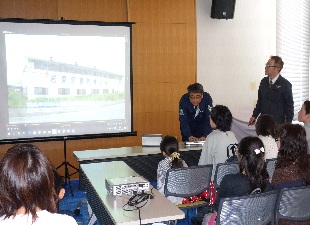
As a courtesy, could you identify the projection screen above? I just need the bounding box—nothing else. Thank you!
[0,19,135,143]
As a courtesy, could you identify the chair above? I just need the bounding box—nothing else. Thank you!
[275,185,310,224]
[266,158,276,180]
[216,191,278,225]
[164,165,213,224]
[213,161,239,191]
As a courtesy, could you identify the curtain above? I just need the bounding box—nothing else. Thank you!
[276,0,310,120]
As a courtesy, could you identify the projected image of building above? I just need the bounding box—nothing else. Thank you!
[21,57,124,100]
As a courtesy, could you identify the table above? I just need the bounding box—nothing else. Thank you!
[81,161,185,225]
[74,143,202,189]
[74,143,201,162]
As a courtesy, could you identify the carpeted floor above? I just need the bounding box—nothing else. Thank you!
[59,180,99,225]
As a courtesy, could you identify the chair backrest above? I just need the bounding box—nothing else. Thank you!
[164,165,212,198]
[216,191,278,225]
[266,158,276,180]
[275,185,310,224]
[141,134,163,147]
[213,161,239,190]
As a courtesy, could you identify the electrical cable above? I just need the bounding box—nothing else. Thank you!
[122,190,154,225]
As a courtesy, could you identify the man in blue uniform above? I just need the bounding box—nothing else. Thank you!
[179,83,213,142]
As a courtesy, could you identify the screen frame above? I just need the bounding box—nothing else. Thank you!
[0,18,136,144]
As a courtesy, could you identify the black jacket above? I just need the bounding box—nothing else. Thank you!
[252,75,294,124]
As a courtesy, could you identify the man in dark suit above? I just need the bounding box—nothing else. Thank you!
[249,56,294,126]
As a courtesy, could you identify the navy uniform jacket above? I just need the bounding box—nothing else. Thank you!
[179,92,213,142]
[252,75,294,124]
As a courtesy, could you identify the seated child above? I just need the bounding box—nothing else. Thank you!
[198,105,238,180]
[157,135,187,204]
[53,169,66,212]
[54,169,66,200]
[255,114,278,159]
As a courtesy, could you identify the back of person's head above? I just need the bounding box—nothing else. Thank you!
[270,55,284,71]
[255,114,277,138]
[0,144,58,222]
[160,135,184,168]
[53,168,65,200]
[210,105,233,132]
[187,83,204,94]
[238,136,269,192]
[304,100,310,114]
[276,124,310,181]
[53,168,63,196]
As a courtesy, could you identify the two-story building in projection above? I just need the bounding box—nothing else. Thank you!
[21,57,124,100]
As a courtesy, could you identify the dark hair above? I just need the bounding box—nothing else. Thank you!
[238,136,269,193]
[276,124,310,183]
[160,136,184,168]
[211,105,233,132]
[304,100,310,114]
[255,114,277,138]
[187,83,204,94]
[53,168,63,196]
[0,144,58,222]
[270,55,284,71]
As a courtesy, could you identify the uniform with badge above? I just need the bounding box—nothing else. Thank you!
[179,92,213,142]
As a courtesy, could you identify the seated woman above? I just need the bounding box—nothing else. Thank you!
[255,114,278,159]
[298,100,310,154]
[203,136,272,224]
[272,124,310,190]
[157,135,187,204]
[198,105,238,180]
[0,144,78,225]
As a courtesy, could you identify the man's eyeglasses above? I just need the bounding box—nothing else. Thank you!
[265,64,277,68]
[189,96,202,100]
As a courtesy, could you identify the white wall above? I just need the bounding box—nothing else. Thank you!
[196,0,276,121]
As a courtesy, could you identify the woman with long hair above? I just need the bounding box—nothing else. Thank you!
[298,100,310,154]
[0,144,77,225]
[272,123,310,190]
[203,136,272,224]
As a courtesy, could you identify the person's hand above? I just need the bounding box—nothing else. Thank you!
[188,136,198,141]
[248,117,256,126]
[198,136,206,141]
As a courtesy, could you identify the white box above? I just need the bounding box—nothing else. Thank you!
[105,176,150,196]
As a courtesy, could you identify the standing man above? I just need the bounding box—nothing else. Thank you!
[249,56,294,126]
[179,83,213,142]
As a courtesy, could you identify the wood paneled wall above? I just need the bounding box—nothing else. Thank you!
[0,0,196,178]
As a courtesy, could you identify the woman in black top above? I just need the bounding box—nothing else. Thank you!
[203,136,272,224]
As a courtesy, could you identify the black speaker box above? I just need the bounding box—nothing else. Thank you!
[211,0,236,19]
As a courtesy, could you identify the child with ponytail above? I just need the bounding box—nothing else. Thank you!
[157,135,188,204]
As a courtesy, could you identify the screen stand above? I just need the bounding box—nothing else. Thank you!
[56,137,79,196]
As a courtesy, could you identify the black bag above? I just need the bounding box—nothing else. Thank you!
[225,143,238,162]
